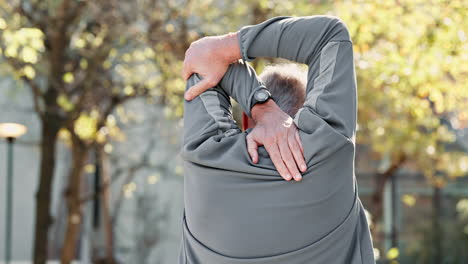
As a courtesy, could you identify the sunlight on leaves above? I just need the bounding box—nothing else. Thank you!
[63,72,74,84]
[123,182,137,198]
[0,18,6,29]
[2,27,44,62]
[22,65,35,79]
[456,199,468,219]
[84,164,95,174]
[386,247,399,260]
[336,0,468,181]
[74,114,97,141]
[147,173,161,185]
[57,95,74,112]
[401,194,416,207]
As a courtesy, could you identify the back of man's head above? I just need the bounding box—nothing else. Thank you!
[259,63,307,117]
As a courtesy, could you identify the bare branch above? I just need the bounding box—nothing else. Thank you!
[21,76,44,117]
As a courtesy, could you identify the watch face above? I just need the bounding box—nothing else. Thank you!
[255,90,269,101]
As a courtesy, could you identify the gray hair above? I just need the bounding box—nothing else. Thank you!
[259,63,307,117]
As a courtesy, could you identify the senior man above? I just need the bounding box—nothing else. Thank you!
[178,15,375,264]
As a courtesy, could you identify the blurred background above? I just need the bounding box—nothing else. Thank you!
[0,0,467,263]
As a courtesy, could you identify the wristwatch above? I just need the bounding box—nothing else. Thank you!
[250,88,273,109]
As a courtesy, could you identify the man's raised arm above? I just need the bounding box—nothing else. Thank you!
[183,15,356,141]
[236,15,356,140]
[182,15,357,180]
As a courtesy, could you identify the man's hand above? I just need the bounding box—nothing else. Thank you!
[182,32,241,101]
[248,100,306,181]
[182,33,306,181]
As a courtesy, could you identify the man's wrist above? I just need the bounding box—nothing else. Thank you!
[251,99,278,122]
[214,31,242,64]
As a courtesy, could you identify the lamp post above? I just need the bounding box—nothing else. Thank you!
[0,123,27,264]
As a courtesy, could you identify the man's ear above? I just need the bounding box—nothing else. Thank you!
[242,112,248,131]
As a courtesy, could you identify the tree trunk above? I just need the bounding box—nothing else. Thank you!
[371,154,406,225]
[432,185,442,264]
[97,146,116,263]
[391,175,398,248]
[61,135,89,264]
[33,116,61,264]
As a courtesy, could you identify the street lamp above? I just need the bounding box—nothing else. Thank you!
[0,123,27,264]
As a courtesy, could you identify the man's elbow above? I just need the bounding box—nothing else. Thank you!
[318,15,351,41]
[322,15,352,42]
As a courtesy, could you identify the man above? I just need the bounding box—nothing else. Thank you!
[178,15,375,264]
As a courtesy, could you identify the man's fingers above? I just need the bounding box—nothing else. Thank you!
[246,136,259,164]
[264,143,291,181]
[184,78,216,101]
[181,63,192,81]
[181,50,193,80]
[288,132,307,173]
[279,139,302,181]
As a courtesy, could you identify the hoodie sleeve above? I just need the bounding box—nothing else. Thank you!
[237,15,357,143]
[182,61,267,162]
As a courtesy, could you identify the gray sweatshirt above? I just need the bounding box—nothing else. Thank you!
[178,15,375,264]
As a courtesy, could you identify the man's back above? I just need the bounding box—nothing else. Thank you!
[183,128,356,258]
[178,15,375,264]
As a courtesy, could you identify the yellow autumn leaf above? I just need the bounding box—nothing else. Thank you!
[57,95,74,112]
[401,194,416,207]
[74,114,97,141]
[22,65,36,79]
[63,72,74,83]
[386,247,399,260]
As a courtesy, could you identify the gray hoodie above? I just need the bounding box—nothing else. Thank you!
[178,15,375,264]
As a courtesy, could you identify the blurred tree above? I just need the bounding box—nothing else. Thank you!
[0,0,157,263]
[405,197,468,263]
[334,0,468,243]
